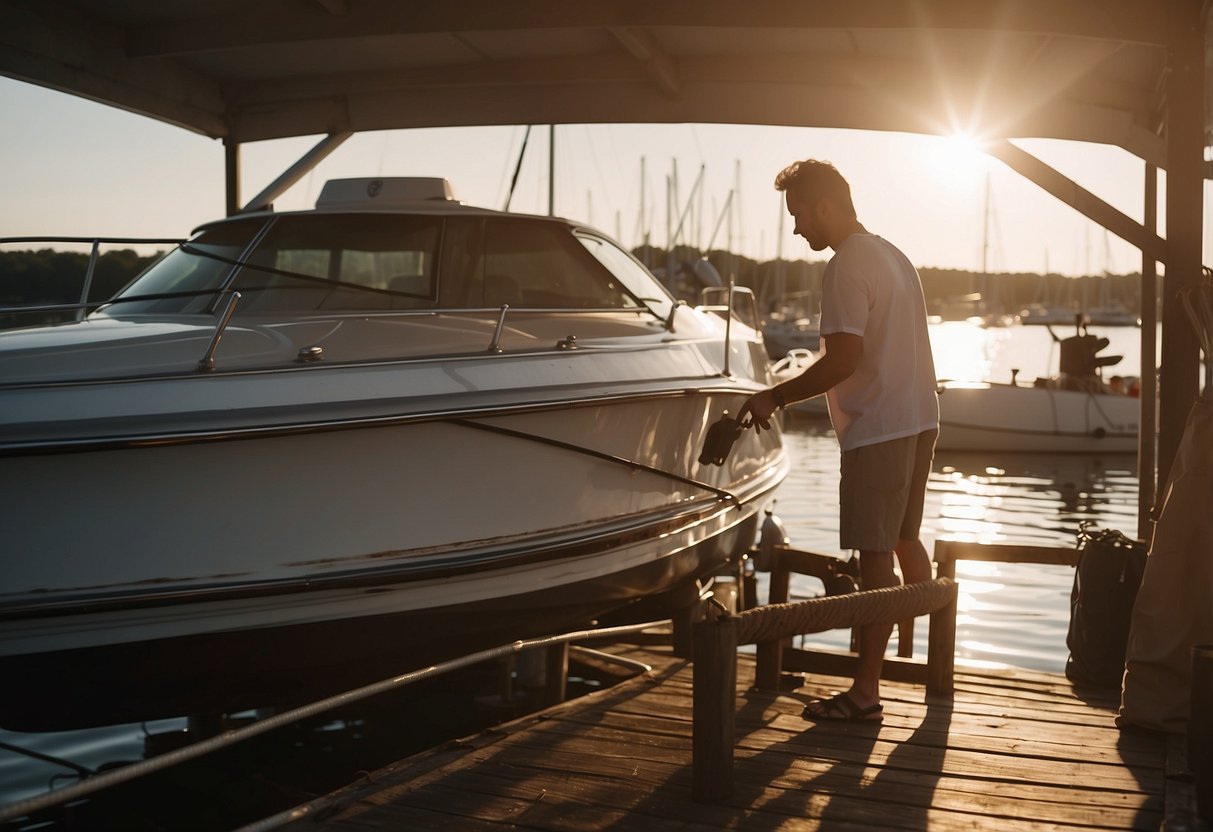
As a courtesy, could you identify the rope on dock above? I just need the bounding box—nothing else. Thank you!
[733,578,954,645]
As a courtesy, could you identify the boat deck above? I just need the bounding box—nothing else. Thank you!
[277,633,1195,831]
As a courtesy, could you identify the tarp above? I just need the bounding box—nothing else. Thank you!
[1118,391,1213,733]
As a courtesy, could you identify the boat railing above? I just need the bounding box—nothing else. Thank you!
[0,235,184,322]
[697,283,759,378]
[0,619,667,826]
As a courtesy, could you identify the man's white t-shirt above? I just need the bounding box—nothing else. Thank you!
[818,233,939,450]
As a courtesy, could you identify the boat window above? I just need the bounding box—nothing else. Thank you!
[100,219,267,316]
[479,219,643,310]
[574,232,674,320]
[231,214,441,313]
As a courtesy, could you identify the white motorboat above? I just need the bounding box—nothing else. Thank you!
[0,178,788,730]
[773,329,1141,453]
[762,315,820,360]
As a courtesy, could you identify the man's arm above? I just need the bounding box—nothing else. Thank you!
[739,332,861,431]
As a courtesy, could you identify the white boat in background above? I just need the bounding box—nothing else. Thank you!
[0,178,788,730]
[762,314,820,359]
[773,328,1141,454]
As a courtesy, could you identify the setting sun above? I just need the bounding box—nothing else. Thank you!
[925,132,990,191]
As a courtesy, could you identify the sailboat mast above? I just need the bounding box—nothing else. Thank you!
[548,124,555,217]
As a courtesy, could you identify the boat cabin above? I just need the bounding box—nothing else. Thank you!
[103,178,676,322]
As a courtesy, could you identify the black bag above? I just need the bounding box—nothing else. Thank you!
[1064,522,1147,688]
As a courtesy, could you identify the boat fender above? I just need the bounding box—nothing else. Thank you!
[754,508,789,572]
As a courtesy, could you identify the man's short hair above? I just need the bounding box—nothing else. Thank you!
[774,159,856,218]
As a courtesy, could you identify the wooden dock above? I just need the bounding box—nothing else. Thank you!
[274,633,1189,831]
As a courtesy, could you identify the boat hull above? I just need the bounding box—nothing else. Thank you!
[0,389,785,729]
[933,382,1140,453]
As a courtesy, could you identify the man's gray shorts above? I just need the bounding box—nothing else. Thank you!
[839,429,938,552]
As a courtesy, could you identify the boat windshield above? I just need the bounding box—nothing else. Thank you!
[230,214,443,314]
[100,218,267,316]
[98,212,669,319]
[574,231,673,321]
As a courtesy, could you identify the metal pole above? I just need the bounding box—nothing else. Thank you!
[241,132,352,214]
[224,138,240,218]
[1139,163,1158,540]
[548,124,555,217]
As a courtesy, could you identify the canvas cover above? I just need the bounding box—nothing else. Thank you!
[1118,392,1213,733]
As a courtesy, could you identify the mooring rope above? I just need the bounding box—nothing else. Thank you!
[733,578,955,645]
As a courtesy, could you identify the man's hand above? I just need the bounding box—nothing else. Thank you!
[738,388,780,433]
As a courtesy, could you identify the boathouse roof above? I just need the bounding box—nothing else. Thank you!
[0,1,1205,163]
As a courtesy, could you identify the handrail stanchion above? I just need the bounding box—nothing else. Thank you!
[722,278,734,378]
[76,240,100,322]
[488,304,510,353]
[197,290,242,372]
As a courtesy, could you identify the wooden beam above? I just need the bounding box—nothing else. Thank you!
[223,67,1166,152]
[0,1,227,137]
[983,140,1167,263]
[1158,22,1204,490]
[124,0,1176,59]
[609,26,681,98]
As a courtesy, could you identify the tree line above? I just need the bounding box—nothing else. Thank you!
[0,248,165,328]
[0,245,1145,330]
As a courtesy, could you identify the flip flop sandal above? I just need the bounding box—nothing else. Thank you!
[802,693,883,722]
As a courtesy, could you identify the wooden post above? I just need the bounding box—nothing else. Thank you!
[692,614,737,803]
[672,599,698,659]
[897,617,915,658]
[1190,644,1213,820]
[223,138,240,218]
[1159,22,1204,489]
[542,642,569,707]
[755,550,789,690]
[926,579,958,696]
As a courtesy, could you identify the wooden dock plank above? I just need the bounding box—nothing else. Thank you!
[280,639,1174,832]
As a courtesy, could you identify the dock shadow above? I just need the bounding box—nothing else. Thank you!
[723,689,956,830]
[828,696,953,831]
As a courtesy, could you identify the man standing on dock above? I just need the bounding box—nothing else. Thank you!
[740,159,939,722]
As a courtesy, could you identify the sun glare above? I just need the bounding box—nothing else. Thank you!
[925,132,989,191]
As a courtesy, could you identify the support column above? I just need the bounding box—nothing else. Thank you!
[224,138,240,218]
[1139,163,1159,540]
[1159,20,1204,490]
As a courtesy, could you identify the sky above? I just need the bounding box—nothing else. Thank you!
[0,76,1199,278]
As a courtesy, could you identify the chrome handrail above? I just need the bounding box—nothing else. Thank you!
[487,303,510,352]
[197,290,242,372]
[0,236,183,318]
[697,283,760,378]
[0,619,666,825]
[76,240,99,323]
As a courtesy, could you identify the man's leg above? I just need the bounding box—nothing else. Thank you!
[895,537,932,584]
[849,548,898,710]
[894,430,938,587]
[805,434,921,720]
